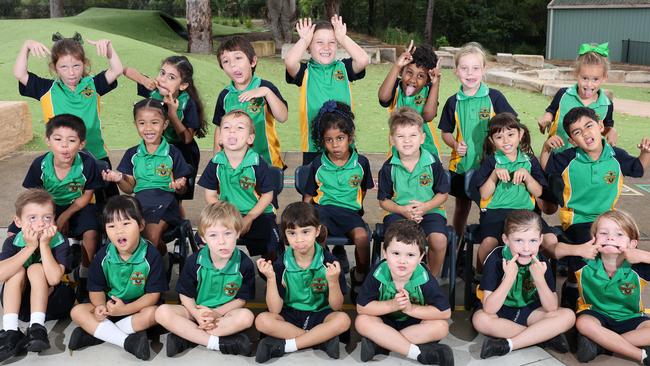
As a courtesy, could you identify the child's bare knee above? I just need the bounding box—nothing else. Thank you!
[428,234,447,250]
[254,312,273,331]
[154,304,173,323]
[237,309,255,328]
[331,311,351,331]
[472,311,494,332]
[70,303,93,321]
[354,314,374,335]
[26,263,45,278]
[576,315,599,333]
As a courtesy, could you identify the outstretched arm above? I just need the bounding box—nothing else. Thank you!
[285,18,314,78]
[331,14,369,73]
[14,40,50,85]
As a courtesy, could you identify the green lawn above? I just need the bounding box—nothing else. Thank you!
[1,8,649,156]
[605,83,650,103]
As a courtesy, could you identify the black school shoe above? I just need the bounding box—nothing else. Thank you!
[359,336,390,362]
[68,327,104,350]
[219,332,252,356]
[576,333,601,363]
[255,336,285,363]
[166,332,196,357]
[124,331,150,360]
[0,329,26,362]
[22,323,50,352]
[317,335,339,359]
[417,342,454,366]
[480,337,510,359]
[540,333,569,353]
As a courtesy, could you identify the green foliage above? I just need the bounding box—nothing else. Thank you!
[435,36,449,48]
[299,0,325,19]
[244,18,253,29]
[380,27,422,46]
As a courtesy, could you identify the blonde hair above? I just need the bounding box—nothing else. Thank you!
[198,201,243,237]
[388,107,423,135]
[221,109,255,135]
[591,210,639,241]
[454,42,486,67]
[15,189,54,216]
[576,45,610,76]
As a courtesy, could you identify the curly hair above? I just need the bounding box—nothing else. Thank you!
[310,100,355,151]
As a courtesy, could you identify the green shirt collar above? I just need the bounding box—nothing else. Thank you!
[227,75,261,93]
[284,243,324,272]
[197,246,241,274]
[566,84,611,107]
[494,148,530,165]
[373,259,428,289]
[456,82,489,101]
[587,256,632,279]
[213,148,259,169]
[13,231,65,249]
[137,138,170,157]
[106,238,148,264]
[389,148,434,169]
[575,139,614,163]
[321,149,359,170]
[53,75,93,96]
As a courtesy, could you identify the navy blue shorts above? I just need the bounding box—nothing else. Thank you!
[381,315,422,331]
[478,209,552,242]
[449,171,468,199]
[136,190,182,227]
[476,301,542,326]
[317,205,367,237]
[7,203,99,237]
[578,310,650,334]
[172,140,199,201]
[240,213,281,257]
[384,213,447,237]
[280,307,333,330]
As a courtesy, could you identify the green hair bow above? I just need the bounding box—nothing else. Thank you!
[579,42,609,57]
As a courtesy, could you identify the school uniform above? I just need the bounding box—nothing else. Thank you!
[438,83,515,198]
[117,139,191,226]
[472,150,549,241]
[357,259,450,330]
[377,148,449,236]
[176,247,255,307]
[546,85,614,152]
[304,151,374,237]
[476,246,555,326]
[380,79,441,157]
[197,149,279,256]
[0,232,73,321]
[271,244,347,330]
[286,58,366,164]
[213,76,288,169]
[576,257,650,333]
[138,85,201,200]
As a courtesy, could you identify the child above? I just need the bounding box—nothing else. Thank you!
[285,15,369,165]
[438,42,516,237]
[574,210,650,364]
[155,201,255,357]
[14,33,123,204]
[123,55,208,204]
[0,189,72,361]
[254,202,350,363]
[355,219,453,365]
[378,41,442,157]
[472,210,575,359]
[472,113,547,271]
[538,42,617,150]
[198,110,280,260]
[378,107,449,277]
[68,195,167,360]
[540,106,650,308]
[303,101,374,291]
[102,98,191,255]
[213,36,288,169]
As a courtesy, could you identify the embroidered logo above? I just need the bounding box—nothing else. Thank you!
[67,181,83,193]
[239,176,254,190]
[604,171,616,184]
[131,271,145,286]
[620,282,636,295]
[414,94,425,106]
[348,174,361,188]
[419,173,432,186]
[334,69,345,81]
[224,282,240,297]
[81,86,95,98]
[523,278,535,294]
[247,97,263,114]
[479,107,491,121]
[155,164,171,177]
[311,277,327,293]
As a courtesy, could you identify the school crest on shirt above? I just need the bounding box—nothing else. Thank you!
[414,94,426,106]
[620,282,636,295]
[334,69,345,81]
[419,173,432,187]
[130,271,145,286]
[247,98,263,114]
[311,277,327,293]
[479,107,491,122]
[604,171,616,184]
[224,282,240,297]
[523,278,535,294]
[68,181,83,193]
[80,86,95,98]
[239,176,255,190]
[348,174,361,188]
[155,164,172,177]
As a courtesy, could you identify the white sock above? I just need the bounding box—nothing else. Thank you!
[29,312,46,326]
[79,265,89,279]
[115,316,134,334]
[207,335,220,351]
[506,338,513,352]
[642,349,647,362]
[93,319,128,347]
[407,343,421,360]
[2,313,18,331]
[284,338,297,353]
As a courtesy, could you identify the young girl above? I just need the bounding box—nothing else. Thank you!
[538,42,617,151]
[123,56,207,207]
[68,195,167,360]
[285,15,370,165]
[438,42,516,237]
[255,202,350,363]
[102,98,191,255]
[472,210,575,359]
[473,113,547,271]
[575,210,650,365]
[303,101,374,294]
[14,33,123,204]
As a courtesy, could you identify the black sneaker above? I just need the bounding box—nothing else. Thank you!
[219,332,252,356]
[255,336,285,363]
[332,246,350,273]
[23,323,50,352]
[318,335,339,359]
[541,333,569,353]
[417,342,454,366]
[576,333,600,363]
[0,329,25,362]
[360,336,377,362]
[124,331,150,360]
[480,337,510,359]
[166,332,195,357]
[68,326,104,350]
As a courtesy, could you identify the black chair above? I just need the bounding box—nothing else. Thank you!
[163,219,198,281]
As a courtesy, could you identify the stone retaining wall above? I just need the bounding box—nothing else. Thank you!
[0,101,33,159]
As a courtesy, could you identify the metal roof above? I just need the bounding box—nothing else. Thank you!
[548,0,650,9]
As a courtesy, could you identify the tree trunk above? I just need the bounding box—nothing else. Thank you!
[424,0,435,45]
[50,0,64,18]
[186,0,212,54]
[325,0,340,19]
[367,0,375,35]
[267,0,296,51]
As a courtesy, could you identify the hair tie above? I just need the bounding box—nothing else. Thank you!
[52,32,83,45]
[72,32,84,45]
[52,32,64,42]
[579,42,608,57]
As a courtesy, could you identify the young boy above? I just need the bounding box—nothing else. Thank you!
[355,219,453,365]
[378,41,442,156]
[285,15,369,165]
[540,106,650,308]
[155,201,255,357]
[213,36,288,169]
[198,110,281,260]
[378,108,449,277]
[0,189,71,361]
[472,210,575,359]
[574,210,650,364]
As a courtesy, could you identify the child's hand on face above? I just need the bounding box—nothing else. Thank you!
[296,18,315,44]
[330,14,347,42]
[428,59,442,86]
[143,77,158,91]
[238,87,269,103]
[325,261,341,282]
[256,258,275,278]
[169,177,187,192]
[637,137,650,154]
[106,296,126,315]
[544,135,564,151]
[24,40,50,58]
[102,169,123,183]
[502,254,519,279]
[396,40,414,68]
[87,39,114,59]
[93,304,108,321]
[163,93,179,115]
[22,224,40,250]
[621,246,643,264]
[455,141,467,156]
[511,168,529,185]
[39,225,57,247]
[576,237,600,259]
[529,256,547,282]
[494,168,511,182]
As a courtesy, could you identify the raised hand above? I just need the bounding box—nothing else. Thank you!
[637,137,650,154]
[575,237,600,259]
[529,256,547,282]
[325,261,341,282]
[544,135,564,151]
[330,14,347,42]
[511,168,529,185]
[102,169,123,183]
[257,258,275,278]
[87,39,114,59]
[24,40,50,58]
[538,116,552,134]
[428,59,442,85]
[494,168,511,182]
[502,253,519,279]
[163,93,179,116]
[396,40,415,68]
[296,18,315,44]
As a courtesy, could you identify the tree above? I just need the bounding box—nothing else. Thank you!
[50,0,63,18]
[325,0,340,18]
[424,0,434,45]
[186,0,212,54]
[267,0,296,51]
